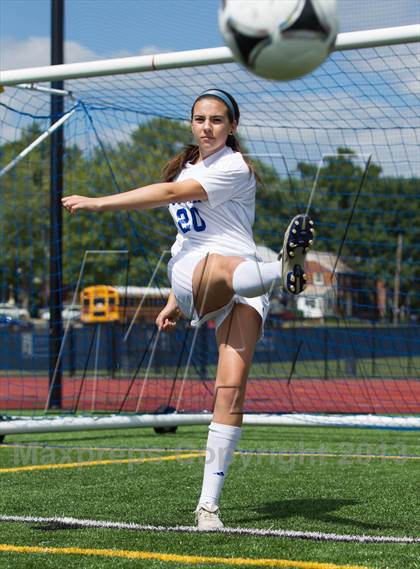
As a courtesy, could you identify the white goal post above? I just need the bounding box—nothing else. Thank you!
[1,413,419,436]
[0,26,419,86]
[0,23,419,437]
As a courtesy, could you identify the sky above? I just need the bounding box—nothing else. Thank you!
[1,0,419,70]
[1,0,222,69]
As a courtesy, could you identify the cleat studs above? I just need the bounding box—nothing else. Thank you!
[309,219,314,226]
[290,274,295,283]
[310,228,314,233]
[303,273,307,280]
[289,285,295,292]
[289,251,295,258]
[302,284,307,291]
[309,240,313,246]
[294,220,299,226]
[292,228,297,234]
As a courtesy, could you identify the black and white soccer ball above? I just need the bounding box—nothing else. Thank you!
[219,0,338,81]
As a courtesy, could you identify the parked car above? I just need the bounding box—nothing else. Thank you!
[40,305,81,322]
[0,303,30,321]
[0,314,33,330]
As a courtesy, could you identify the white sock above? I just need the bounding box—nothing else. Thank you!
[198,422,241,507]
[232,260,282,297]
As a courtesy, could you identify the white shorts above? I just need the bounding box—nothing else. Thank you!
[167,251,270,338]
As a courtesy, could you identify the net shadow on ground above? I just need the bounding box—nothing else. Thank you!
[234,498,404,532]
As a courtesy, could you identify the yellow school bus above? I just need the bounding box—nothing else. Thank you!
[80,285,171,324]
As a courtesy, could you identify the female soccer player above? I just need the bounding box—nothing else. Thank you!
[62,89,314,530]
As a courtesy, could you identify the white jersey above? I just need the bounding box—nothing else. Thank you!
[168,145,259,261]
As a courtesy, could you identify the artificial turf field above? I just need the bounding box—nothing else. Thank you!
[0,425,419,569]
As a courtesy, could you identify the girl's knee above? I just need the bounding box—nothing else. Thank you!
[213,383,245,413]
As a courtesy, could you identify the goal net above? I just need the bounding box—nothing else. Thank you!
[0,29,419,434]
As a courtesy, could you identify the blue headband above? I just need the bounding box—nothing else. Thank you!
[195,89,237,122]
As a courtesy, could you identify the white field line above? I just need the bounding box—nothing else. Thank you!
[0,515,419,544]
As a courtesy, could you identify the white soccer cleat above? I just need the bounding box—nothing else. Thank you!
[279,214,315,295]
[195,503,224,531]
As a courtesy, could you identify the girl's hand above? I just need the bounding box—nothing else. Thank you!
[155,304,180,332]
[62,195,103,214]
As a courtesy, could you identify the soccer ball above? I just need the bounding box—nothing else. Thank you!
[219,0,338,81]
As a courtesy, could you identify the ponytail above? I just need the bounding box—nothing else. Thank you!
[162,144,199,182]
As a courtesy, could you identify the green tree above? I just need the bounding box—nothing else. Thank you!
[295,148,419,313]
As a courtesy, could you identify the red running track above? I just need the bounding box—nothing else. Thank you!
[1,376,419,414]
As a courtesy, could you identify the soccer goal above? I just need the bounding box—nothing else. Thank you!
[0,24,419,437]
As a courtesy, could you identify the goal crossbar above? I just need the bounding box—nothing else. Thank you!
[0,25,418,86]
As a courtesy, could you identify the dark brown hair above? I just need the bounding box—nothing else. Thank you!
[162,90,256,182]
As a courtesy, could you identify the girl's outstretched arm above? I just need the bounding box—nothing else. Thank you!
[62,179,207,214]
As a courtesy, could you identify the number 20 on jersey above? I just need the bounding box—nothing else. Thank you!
[176,207,206,233]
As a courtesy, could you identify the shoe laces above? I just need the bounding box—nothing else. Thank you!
[196,504,221,520]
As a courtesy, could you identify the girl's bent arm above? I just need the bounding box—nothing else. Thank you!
[155,290,180,332]
[62,179,207,214]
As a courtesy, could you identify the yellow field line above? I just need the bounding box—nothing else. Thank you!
[0,543,373,568]
[1,443,418,461]
[0,452,204,474]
